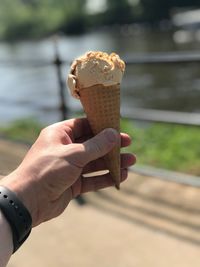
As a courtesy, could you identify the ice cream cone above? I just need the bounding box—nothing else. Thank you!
[79,84,121,189]
[67,51,125,189]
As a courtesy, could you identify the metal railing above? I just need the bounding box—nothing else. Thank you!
[53,48,200,126]
[1,44,200,125]
[0,41,200,187]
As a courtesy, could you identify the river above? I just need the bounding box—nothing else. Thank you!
[0,27,200,125]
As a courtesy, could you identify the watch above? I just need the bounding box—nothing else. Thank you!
[0,186,32,253]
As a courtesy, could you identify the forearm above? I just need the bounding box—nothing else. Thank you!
[0,210,13,267]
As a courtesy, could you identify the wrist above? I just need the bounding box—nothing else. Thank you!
[0,210,13,261]
[0,170,37,227]
[0,186,32,252]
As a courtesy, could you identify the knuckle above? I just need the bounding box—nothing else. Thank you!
[40,125,55,139]
[92,139,102,155]
[40,126,50,136]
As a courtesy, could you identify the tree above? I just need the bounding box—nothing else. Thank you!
[0,0,87,40]
[140,0,200,22]
[104,0,134,24]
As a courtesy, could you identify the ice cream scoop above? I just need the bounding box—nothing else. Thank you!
[67,51,125,189]
[67,51,125,98]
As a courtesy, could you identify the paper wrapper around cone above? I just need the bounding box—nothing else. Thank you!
[79,84,121,189]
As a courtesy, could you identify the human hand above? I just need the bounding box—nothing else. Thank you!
[1,118,136,227]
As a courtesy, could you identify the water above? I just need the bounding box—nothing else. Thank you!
[0,27,200,125]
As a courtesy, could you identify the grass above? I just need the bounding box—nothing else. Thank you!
[121,119,200,176]
[0,118,199,176]
[0,118,42,144]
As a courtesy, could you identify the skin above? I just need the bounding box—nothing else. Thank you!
[0,118,136,227]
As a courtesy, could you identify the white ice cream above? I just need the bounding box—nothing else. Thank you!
[67,51,125,98]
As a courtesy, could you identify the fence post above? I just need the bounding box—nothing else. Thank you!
[53,36,68,120]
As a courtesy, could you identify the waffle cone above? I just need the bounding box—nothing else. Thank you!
[79,84,121,189]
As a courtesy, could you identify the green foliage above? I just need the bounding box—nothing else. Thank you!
[0,118,199,175]
[0,118,42,143]
[121,119,200,176]
[105,0,134,24]
[0,0,87,40]
[1,0,200,40]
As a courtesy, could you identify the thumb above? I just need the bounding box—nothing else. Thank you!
[82,128,119,165]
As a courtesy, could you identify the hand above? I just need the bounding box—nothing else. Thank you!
[1,118,136,227]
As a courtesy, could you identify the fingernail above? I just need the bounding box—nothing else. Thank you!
[104,128,118,143]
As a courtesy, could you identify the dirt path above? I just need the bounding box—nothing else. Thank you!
[0,139,200,267]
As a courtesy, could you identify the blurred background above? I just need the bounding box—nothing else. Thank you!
[0,0,199,175]
[0,1,200,267]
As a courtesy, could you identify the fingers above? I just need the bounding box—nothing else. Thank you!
[81,128,120,165]
[80,169,128,194]
[50,118,92,141]
[81,129,131,162]
[65,128,119,168]
[64,127,135,172]
[63,118,92,140]
[83,153,136,174]
[55,118,132,143]
[62,118,133,146]
[120,133,132,147]
[75,132,132,146]
[121,153,136,167]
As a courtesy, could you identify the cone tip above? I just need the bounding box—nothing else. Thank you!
[115,184,120,190]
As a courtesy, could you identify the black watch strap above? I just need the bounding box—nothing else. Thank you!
[0,185,32,253]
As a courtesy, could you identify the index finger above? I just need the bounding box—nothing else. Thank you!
[63,117,93,140]
[80,169,128,193]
